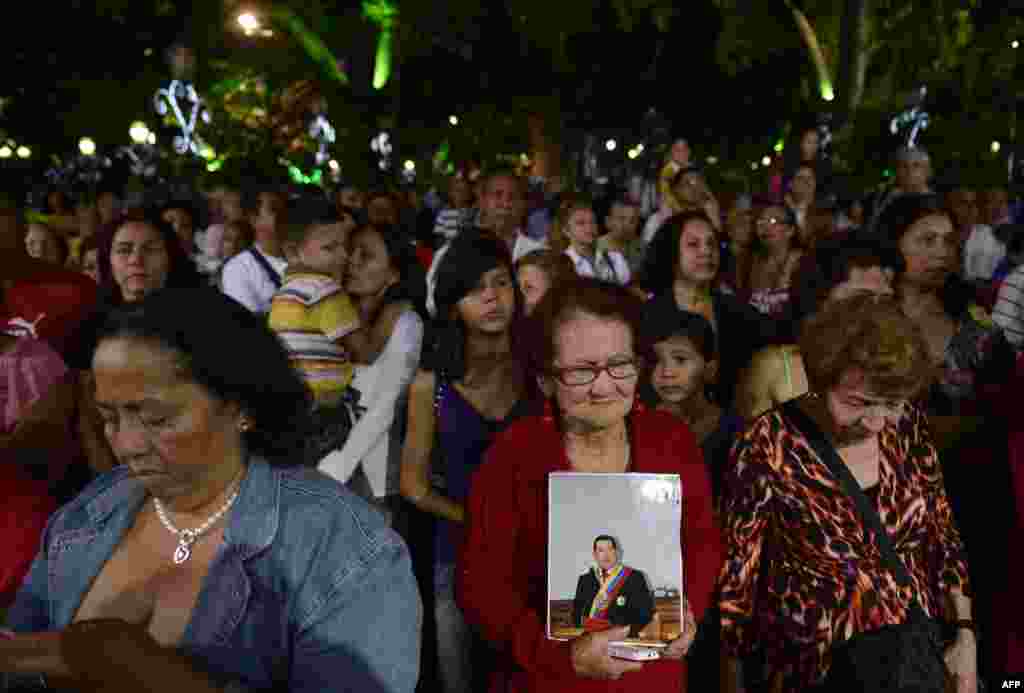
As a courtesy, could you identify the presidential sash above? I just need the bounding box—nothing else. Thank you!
[583,564,633,632]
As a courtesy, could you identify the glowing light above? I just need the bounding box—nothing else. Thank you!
[605,139,617,151]
[0,146,11,159]
[200,144,216,160]
[751,162,759,170]
[448,115,458,126]
[992,141,1002,154]
[635,143,644,153]
[328,159,340,171]
[821,80,835,102]
[238,12,261,34]
[147,132,156,145]
[206,160,223,173]
[16,146,30,159]
[706,156,718,165]
[627,149,638,160]
[403,159,416,171]
[762,156,772,166]
[79,137,97,156]
[129,121,150,144]
[1013,40,1020,49]
[774,139,784,153]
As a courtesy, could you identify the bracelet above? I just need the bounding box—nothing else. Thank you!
[950,619,976,632]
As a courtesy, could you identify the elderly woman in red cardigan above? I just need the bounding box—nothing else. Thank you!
[457,279,722,692]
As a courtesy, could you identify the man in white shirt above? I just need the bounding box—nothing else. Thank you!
[221,187,289,315]
[426,171,545,316]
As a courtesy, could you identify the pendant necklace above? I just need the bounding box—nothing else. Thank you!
[153,477,242,565]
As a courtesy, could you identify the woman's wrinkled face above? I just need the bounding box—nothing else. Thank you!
[898,214,958,289]
[676,219,720,284]
[92,337,241,501]
[650,335,710,406]
[516,264,551,316]
[81,248,100,283]
[24,224,59,263]
[826,368,906,446]
[565,208,598,250]
[110,222,171,302]
[456,264,516,335]
[346,227,400,298]
[549,313,637,432]
[756,206,795,248]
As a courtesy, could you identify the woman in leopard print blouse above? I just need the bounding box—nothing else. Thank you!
[718,295,975,692]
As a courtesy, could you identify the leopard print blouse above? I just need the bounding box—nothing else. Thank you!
[717,402,971,691]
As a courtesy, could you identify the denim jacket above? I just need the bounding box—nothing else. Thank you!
[5,458,422,692]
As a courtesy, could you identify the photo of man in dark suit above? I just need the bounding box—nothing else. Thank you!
[572,535,655,638]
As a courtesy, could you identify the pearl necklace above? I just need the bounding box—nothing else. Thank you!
[153,482,241,565]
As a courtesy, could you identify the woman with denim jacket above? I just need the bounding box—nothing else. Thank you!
[1,287,421,693]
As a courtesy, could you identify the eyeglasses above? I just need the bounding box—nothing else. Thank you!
[550,360,641,387]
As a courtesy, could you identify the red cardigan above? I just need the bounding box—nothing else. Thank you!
[457,408,722,693]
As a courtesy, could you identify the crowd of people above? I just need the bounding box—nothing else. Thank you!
[1,132,1023,692]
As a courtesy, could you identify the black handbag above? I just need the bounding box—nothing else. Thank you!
[781,400,952,693]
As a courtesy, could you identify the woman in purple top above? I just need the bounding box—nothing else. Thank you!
[400,233,540,693]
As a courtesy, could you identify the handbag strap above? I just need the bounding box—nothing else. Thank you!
[780,399,913,589]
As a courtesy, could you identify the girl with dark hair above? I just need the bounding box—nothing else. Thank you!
[400,233,539,693]
[2,287,422,693]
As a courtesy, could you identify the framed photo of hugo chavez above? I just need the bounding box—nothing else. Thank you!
[547,473,683,646]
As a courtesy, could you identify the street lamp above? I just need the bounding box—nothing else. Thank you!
[0,146,11,159]
[761,155,772,166]
[403,160,416,172]
[448,115,458,126]
[1013,40,1020,50]
[79,137,97,156]
[992,141,1002,154]
[16,146,30,159]
[129,121,150,144]
[605,139,617,151]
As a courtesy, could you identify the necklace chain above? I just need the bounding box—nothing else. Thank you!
[153,478,242,565]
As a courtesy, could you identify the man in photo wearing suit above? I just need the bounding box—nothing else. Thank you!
[572,535,655,638]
